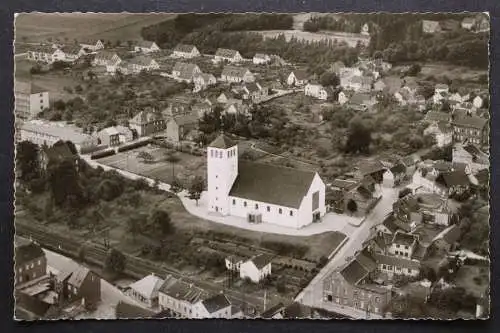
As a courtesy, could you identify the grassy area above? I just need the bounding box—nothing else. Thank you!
[454,265,489,298]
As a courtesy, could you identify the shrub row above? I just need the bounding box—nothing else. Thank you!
[80,144,109,155]
[91,149,116,160]
[117,139,151,152]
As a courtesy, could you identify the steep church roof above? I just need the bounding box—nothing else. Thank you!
[208,134,236,149]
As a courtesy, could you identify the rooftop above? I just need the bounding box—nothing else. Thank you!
[174,44,197,53]
[452,115,488,129]
[374,253,421,270]
[221,65,251,78]
[128,274,164,300]
[215,48,239,58]
[201,294,231,314]
[392,232,417,246]
[15,242,45,265]
[20,120,93,145]
[249,254,273,269]
[208,133,236,149]
[159,278,208,304]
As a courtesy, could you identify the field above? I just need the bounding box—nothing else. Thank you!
[393,62,488,83]
[98,145,206,185]
[454,265,489,298]
[252,30,370,47]
[14,13,175,44]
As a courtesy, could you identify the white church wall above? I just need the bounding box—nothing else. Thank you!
[207,146,238,215]
[298,173,326,228]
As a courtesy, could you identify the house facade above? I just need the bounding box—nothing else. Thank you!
[27,45,66,64]
[452,142,489,174]
[128,56,160,73]
[287,70,309,86]
[158,278,208,318]
[451,114,489,145]
[134,41,161,53]
[165,113,199,143]
[220,66,255,83]
[15,240,47,286]
[172,62,202,82]
[92,51,122,67]
[126,274,164,308]
[207,134,326,229]
[55,266,101,308]
[253,53,271,65]
[239,254,273,283]
[15,81,50,120]
[305,84,332,100]
[172,44,201,58]
[80,39,105,51]
[214,48,243,63]
[423,122,453,148]
[129,108,166,137]
[193,73,217,92]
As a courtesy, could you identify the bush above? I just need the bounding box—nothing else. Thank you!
[117,140,151,152]
[80,144,108,155]
[91,149,116,159]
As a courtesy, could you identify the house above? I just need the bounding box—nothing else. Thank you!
[383,164,406,188]
[171,62,202,82]
[192,294,241,319]
[239,254,273,283]
[19,120,97,153]
[435,169,471,196]
[422,20,442,33]
[55,266,101,308]
[217,91,236,104]
[92,51,121,67]
[461,17,476,30]
[15,240,47,287]
[334,176,380,217]
[287,70,309,87]
[337,90,352,105]
[134,40,161,53]
[220,66,255,83]
[473,95,484,109]
[339,67,363,81]
[59,45,85,62]
[192,100,213,118]
[207,133,326,228]
[452,141,489,174]
[129,108,166,137]
[115,301,156,319]
[373,80,386,92]
[253,53,271,65]
[304,83,334,100]
[451,114,489,145]
[225,255,246,272]
[128,55,160,73]
[361,23,370,36]
[374,253,421,278]
[158,278,209,318]
[347,92,377,111]
[322,250,392,316]
[329,61,346,74]
[163,102,192,118]
[173,44,201,59]
[439,19,461,31]
[474,14,490,32]
[214,48,243,63]
[126,274,164,309]
[79,39,105,51]
[224,101,248,116]
[27,44,66,63]
[97,126,133,147]
[193,73,217,92]
[423,122,453,148]
[343,75,372,92]
[15,81,50,120]
[165,113,199,143]
[424,111,452,124]
[234,82,268,102]
[435,84,450,95]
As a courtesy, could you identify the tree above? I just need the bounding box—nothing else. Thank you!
[47,159,84,208]
[30,64,42,75]
[149,209,174,236]
[127,215,142,242]
[406,63,421,76]
[16,140,40,181]
[344,118,372,154]
[137,151,154,163]
[320,71,340,87]
[188,176,204,205]
[170,177,183,194]
[165,152,180,178]
[53,99,66,111]
[347,199,358,214]
[105,248,126,274]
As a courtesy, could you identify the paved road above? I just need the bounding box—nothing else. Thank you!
[295,186,399,318]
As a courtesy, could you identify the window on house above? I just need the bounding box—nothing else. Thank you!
[37,260,41,265]
[405,245,409,250]
[244,201,247,207]
[255,204,259,210]
[233,199,236,205]
[382,264,386,269]
[289,210,293,216]
[375,297,380,303]
[396,244,400,248]
[267,206,270,212]
[279,208,282,214]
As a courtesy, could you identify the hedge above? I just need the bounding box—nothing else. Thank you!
[117,139,151,152]
[91,149,116,159]
[80,144,109,155]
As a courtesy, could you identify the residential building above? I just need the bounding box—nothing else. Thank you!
[214,48,243,63]
[234,82,268,102]
[223,101,248,116]
[383,164,406,188]
[127,55,160,73]
[343,176,380,217]
[462,17,476,30]
[337,90,352,105]
[97,126,133,147]
[373,253,421,278]
[451,113,489,145]
[129,108,166,137]
[439,19,461,32]
[329,61,346,75]
[435,169,472,196]
[304,83,334,100]
[342,75,372,92]
[171,62,202,82]
[192,100,213,118]
[373,79,386,92]
[473,95,484,109]
[452,141,489,173]
[158,278,208,318]
[163,102,192,118]
[193,73,217,92]
[172,44,201,59]
[92,51,122,67]
[424,111,452,124]
[422,20,442,33]
[27,44,66,63]
[339,67,363,81]
[165,113,199,143]
[287,70,309,87]
[126,274,164,309]
[55,266,101,308]
[79,39,105,51]
[431,225,462,253]
[423,122,453,148]
[435,83,450,95]
[220,66,255,83]
[322,250,392,316]
[59,45,85,62]
[19,120,98,153]
[239,254,273,283]
[192,294,241,319]
[361,23,370,35]
[253,53,271,65]
[134,40,161,53]
[15,81,50,120]
[207,133,326,228]
[387,231,418,258]
[15,239,47,287]
[347,92,377,111]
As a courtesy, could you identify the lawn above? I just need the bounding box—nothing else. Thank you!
[454,265,489,298]
[98,145,206,185]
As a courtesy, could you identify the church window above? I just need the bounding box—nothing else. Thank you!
[227,151,230,158]
[255,204,259,210]
[267,206,270,212]
[290,210,293,216]
[219,151,223,158]
[233,199,236,205]
[210,150,213,157]
[244,201,247,207]
[279,208,282,214]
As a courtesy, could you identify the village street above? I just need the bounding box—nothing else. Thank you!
[295,186,400,319]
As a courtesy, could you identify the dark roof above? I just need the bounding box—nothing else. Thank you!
[67,266,91,288]
[222,65,250,79]
[208,133,236,149]
[437,170,470,187]
[60,45,82,55]
[463,144,486,158]
[282,302,312,319]
[15,242,45,265]
[115,301,155,319]
[229,161,317,209]
[245,82,261,93]
[349,92,372,105]
[30,44,56,53]
[159,279,208,304]
[291,70,308,81]
[174,44,197,53]
[475,169,489,184]
[425,111,451,123]
[390,163,406,174]
[452,115,488,129]
[356,160,386,176]
[172,62,199,80]
[201,294,231,313]
[382,214,411,233]
[250,254,273,269]
[260,302,285,318]
[392,232,417,246]
[172,113,198,126]
[215,48,239,58]
[340,260,370,285]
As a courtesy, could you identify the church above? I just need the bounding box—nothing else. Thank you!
[206,134,326,229]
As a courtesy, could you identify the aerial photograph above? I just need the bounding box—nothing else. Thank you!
[13,12,489,320]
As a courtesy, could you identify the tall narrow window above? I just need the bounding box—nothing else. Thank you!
[279,208,282,214]
[267,206,270,212]
[244,201,247,207]
[290,210,294,216]
[255,204,259,210]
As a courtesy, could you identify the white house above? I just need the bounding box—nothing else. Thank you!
[214,48,243,63]
[383,164,406,188]
[304,83,332,100]
[173,44,201,59]
[374,253,421,278]
[207,134,326,229]
[126,56,160,73]
[192,294,241,319]
[126,274,164,309]
[193,73,217,92]
[473,95,484,109]
[80,39,105,51]
[239,254,273,283]
[337,91,352,105]
[435,84,450,95]
[361,23,370,36]
[134,40,161,53]
[253,53,271,65]
[220,66,255,83]
[171,62,202,82]
[158,278,208,318]
[15,81,50,120]
[92,51,122,68]
[27,45,66,64]
[287,70,309,87]
[423,122,453,148]
[452,142,489,174]
[461,17,476,30]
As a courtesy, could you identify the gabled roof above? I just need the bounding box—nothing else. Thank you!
[129,55,156,66]
[229,161,318,209]
[171,113,198,127]
[136,40,157,48]
[173,62,200,80]
[392,232,417,246]
[115,301,155,319]
[452,115,488,129]
[208,133,236,149]
[60,45,82,55]
[260,302,285,318]
[349,92,373,105]
[253,53,269,59]
[435,83,449,90]
[215,48,239,58]
[130,108,163,125]
[290,70,308,80]
[249,254,273,269]
[437,170,470,187]
[356,160,386,176]
[174,44,197,53]
[128,274,164,300]
[340,250,377,285]
[30,44,56,54]
[15,242,45,265]
[67,266,91,288]
[390,163,406,175]
[351,75,372,85]
[221,65,251,79]
[462,17,476,25]
[94,50,119,62]
[424,111,451,123]
[244,82,262,93]
[382,214,411,234]
[201,294,231,314]
[159,278,208,304]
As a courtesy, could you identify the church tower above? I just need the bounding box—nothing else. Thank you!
[207,133,238,215]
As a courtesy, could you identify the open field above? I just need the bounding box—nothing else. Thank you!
[393,62,487,83]
[15,13,175,44]
[252,30,370,47]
